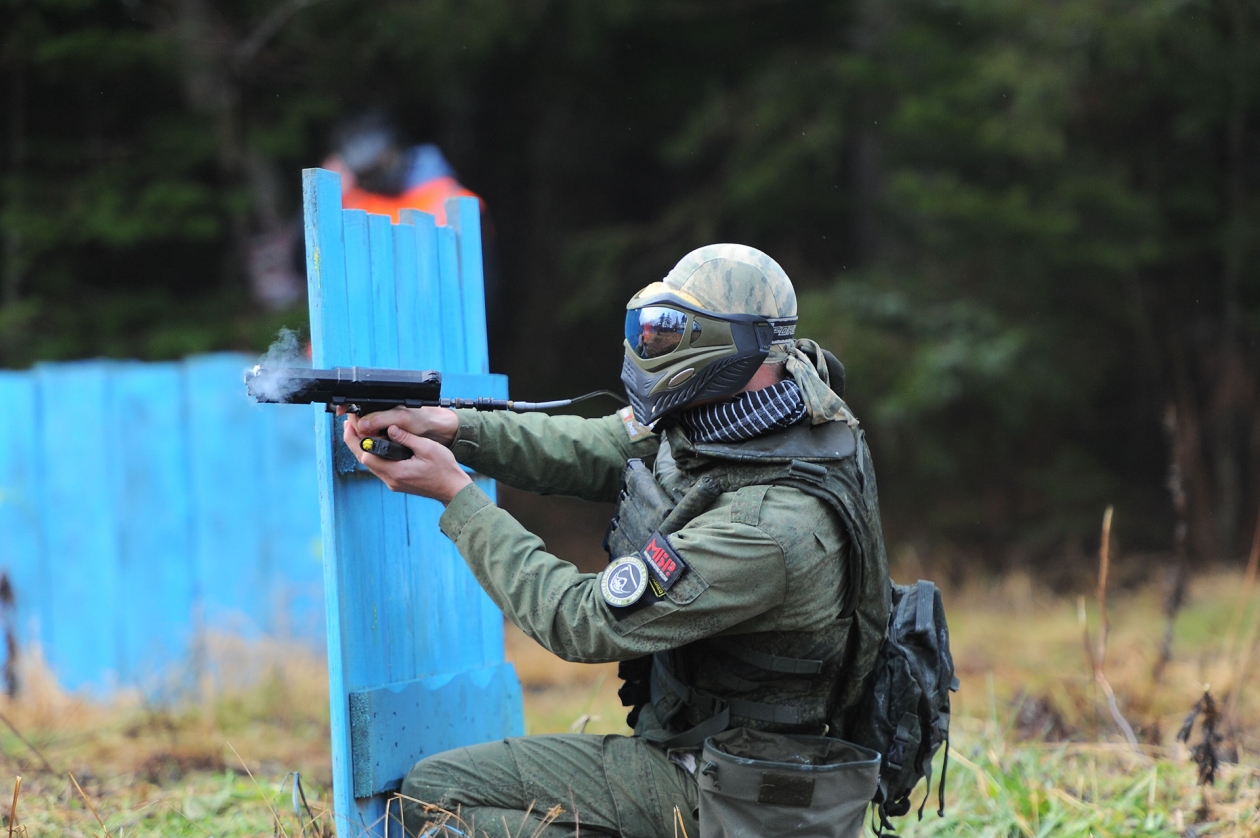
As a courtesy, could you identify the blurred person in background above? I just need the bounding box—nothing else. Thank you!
[342,244,891,838]
[323,111,501,333]
[248,111,499,317]
[324,111,478,226]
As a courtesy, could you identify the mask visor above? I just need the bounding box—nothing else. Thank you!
[625,306,692,359]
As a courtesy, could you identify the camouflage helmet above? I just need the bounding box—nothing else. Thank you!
[621,244,798,425]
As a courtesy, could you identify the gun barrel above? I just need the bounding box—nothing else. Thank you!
[245,365,625,419]
[244,365,443,412]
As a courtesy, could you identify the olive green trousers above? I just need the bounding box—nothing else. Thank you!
[401,734,699,838]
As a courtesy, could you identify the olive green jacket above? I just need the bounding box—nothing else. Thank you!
[439,411,854,669]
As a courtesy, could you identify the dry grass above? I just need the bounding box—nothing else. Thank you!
[0,571,1253,835]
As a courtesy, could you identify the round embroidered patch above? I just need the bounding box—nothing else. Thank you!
[601,556,649,607]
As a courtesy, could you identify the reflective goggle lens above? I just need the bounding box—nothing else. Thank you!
[625,306,690,359]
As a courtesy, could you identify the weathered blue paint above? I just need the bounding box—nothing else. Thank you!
[303,169,522,837]
[38,362,121,690]
[0,356,324,694]
[185,354,269,640]
[0,372,41,689]
[447,193,490,376]
[111,362,196,691]
[348,662,524,799]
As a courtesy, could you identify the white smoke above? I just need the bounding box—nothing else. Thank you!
[247,328,311,402]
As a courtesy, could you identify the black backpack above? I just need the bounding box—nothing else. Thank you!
[841,579,958,834]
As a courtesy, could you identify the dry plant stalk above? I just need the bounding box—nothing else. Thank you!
[7,775,18,838]
[69,773,110,837]
[1081,506,1140,750]
[673,805,691,838]
[0,710,55,776]
[226,741,287,838]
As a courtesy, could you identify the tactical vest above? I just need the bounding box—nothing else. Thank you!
[605,419,892,749]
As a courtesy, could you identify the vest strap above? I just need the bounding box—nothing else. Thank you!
[709,637,824,675]
[651,655,809,728]
[643,706,732,750]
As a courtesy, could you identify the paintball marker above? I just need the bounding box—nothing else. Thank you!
[245,365,625,460]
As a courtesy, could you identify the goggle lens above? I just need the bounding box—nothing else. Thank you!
[625,306,690,359]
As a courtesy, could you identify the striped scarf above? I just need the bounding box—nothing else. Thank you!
[679,379,808,444]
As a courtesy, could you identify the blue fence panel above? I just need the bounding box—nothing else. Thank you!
[0,355,323,694]
[185,354,270,640]
[37,362,121,691]
[257,401,325,646]
[0,372,43,684]
[304,168,522,837]
[111,361,196,691]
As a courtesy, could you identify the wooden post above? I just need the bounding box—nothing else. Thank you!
[303,168,523,837]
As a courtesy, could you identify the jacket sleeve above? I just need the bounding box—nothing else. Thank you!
[449,409,659,503]
[439,482,789,663]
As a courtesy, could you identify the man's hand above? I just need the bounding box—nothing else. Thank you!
[342,411,471,504]
[336,406,459,447]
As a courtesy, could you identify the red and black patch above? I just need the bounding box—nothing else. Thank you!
[639,530,688,591]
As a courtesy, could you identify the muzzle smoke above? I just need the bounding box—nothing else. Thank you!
[247,328,311,402]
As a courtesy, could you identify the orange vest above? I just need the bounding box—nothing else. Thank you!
[341,176,479,225]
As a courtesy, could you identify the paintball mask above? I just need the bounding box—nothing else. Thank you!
[333,111,407,195]
[621,244,798,426]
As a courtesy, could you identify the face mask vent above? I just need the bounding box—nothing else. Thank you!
[621,352,766,425]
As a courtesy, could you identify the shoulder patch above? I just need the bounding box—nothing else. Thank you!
[639,530,689,591]
[601,555,650,607]
[618,406,656,443]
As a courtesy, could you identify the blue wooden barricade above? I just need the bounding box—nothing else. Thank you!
[0,357,325,693]
[303,168,523,837]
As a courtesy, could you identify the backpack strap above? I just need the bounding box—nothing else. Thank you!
[915,579,934,634]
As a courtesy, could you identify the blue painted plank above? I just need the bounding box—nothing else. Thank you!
[436,225,467,374]
[368,214,401,370]
[305,167,360,833]
[184,354,269,644]
[447,197,489,375]
[35,362,120,692]
[257,400,325,647]
[398,211,451,677]
[348,663,524,798]
[342,210,377,363]
[333,205,393,685]
[391,215,444,680]
[399,209,445,370]
[367,215,419,685]
[440,374,510,668]
[110,362,196,692]
[391,217,422,369]
[0,372,44,683]
[430,225,469,670]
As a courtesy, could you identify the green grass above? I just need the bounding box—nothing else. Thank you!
[1,571,1257,836]
[903,722,1260,837]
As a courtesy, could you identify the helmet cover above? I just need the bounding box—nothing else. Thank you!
[621,244,797,425]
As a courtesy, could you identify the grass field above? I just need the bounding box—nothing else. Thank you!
[1,570,1257,836]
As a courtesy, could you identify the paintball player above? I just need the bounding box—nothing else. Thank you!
[341,244,892,837]
[324,111,480,226]
[323,111,504,342]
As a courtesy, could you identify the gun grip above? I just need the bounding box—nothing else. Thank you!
[360,436,414,461]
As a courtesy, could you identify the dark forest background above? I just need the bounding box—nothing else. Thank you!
[3,0,1259,577]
